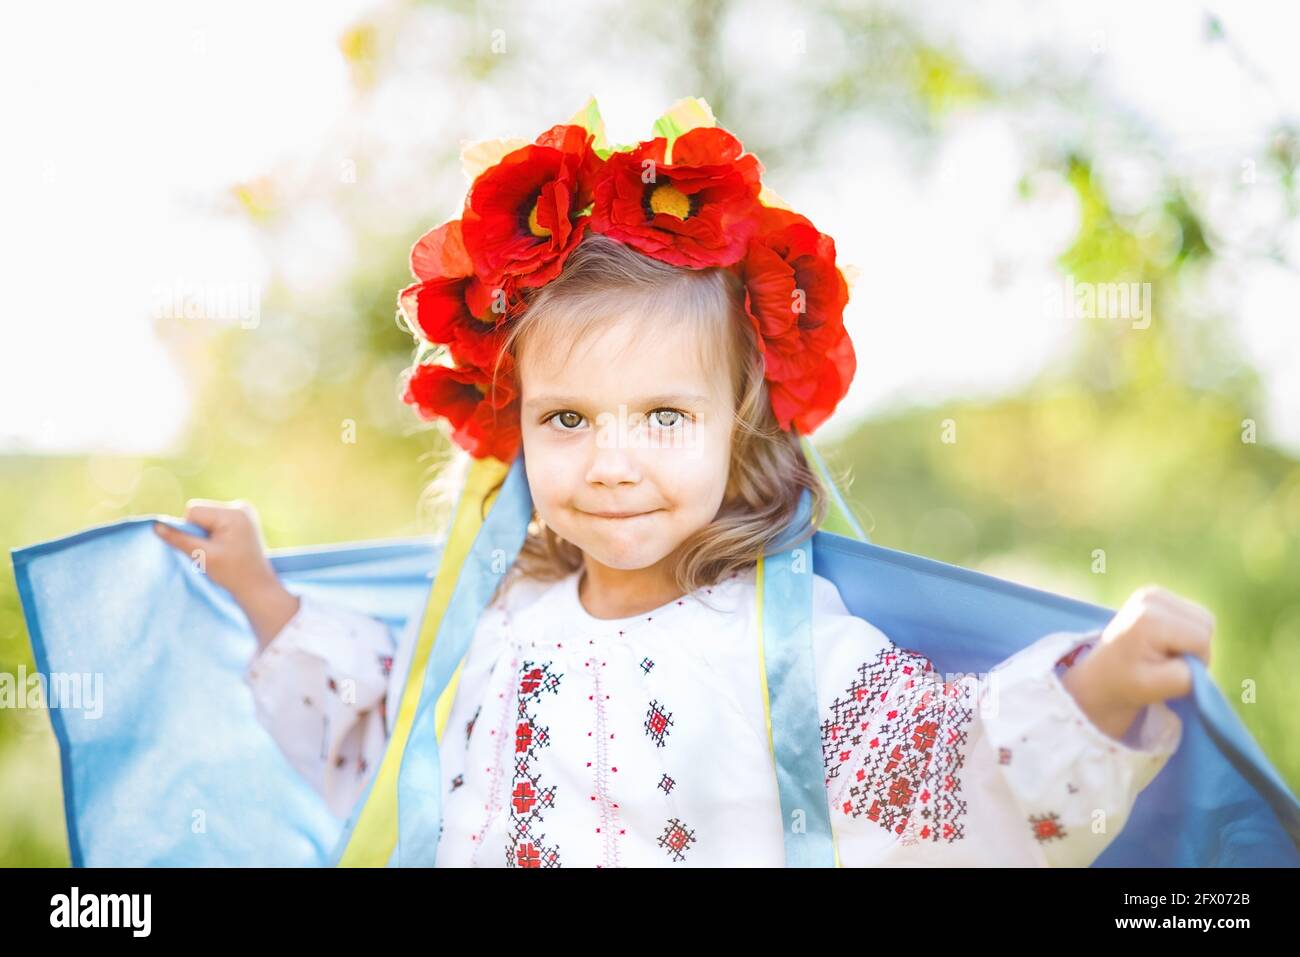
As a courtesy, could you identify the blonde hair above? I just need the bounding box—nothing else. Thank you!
[418,231,838,604]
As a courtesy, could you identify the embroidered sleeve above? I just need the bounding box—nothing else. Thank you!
[975,629,1182,866]
[243,593,396,819]
[813,578,1182,867]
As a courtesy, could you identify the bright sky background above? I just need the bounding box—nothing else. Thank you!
[2,0,1296,456]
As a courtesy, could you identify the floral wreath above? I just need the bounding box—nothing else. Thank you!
[396,96,859,462]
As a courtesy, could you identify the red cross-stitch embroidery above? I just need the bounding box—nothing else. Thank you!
[644,699,674,747]
[821,646,974,845]
[658,817,697,862]
[1029,812,1067,842]
[505,660,563,868]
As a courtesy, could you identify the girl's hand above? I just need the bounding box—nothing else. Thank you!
[153,500,300,649]
[1060,585,1214,743]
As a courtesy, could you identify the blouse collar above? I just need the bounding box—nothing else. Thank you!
[551,565,752,639]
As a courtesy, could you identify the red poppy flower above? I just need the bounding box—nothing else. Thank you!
[398,274,511,370]
[588,126,764,268]
[735,206,855,433]
[766,332,856,435]
[460,124,605,295]
[398,219,518,369]
[401,352,521,462]
[409,217,474,282]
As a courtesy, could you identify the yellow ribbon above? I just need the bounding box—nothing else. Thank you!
[337,454,509,867]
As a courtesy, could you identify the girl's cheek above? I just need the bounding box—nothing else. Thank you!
[703,423,729,457]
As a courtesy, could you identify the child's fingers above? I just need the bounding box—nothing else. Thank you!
[1157,589,1216,633]
[183,502,230,532]
[1150,610,1213,668]
[1147,655,1193,702]
[153,522,207,557]
[1144,587,1211,639]
[1145,588,1216,642]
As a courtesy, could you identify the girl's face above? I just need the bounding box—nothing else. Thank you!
[519,317,734,573]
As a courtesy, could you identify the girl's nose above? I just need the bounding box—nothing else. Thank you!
[584,438,643,487]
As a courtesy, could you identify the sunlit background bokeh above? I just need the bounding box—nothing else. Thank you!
[2,0,1298,866]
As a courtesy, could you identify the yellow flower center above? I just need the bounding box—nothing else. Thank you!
[527,200,552,238]
[648,183,691,219]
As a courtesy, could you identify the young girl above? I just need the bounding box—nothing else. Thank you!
[153,106,1213,867]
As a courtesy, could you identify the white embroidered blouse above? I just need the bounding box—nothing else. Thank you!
[243,565,1182,867]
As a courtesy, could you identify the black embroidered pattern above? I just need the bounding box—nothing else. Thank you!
[644,699,674,747]
[658,817,697,862]
[466,703,481,744]
[506,661,563,868]
[821,646,974,844]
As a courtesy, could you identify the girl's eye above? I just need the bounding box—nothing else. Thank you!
[546,410,585,431]
[648,408,686,429]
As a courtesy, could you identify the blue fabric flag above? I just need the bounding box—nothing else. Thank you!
[12,506,1300,866]
[13,520,440,867]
